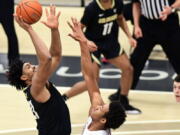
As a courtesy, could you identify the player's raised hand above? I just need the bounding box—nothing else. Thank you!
[67,17,87,42]
[14,14,32,31]
[41,5,61,29]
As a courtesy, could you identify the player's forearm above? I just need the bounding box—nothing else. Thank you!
[80,42,102,105]
[133,2,141,27]
[118,15,132,38]
[50,29,61,59]
[28,28,51,63]
[79,40,94,78]
[77,27,103,106]
[171,0,180,8]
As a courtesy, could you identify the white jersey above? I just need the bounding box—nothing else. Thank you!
[82,117,111,135]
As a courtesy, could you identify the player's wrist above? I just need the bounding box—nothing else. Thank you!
[26,27,33,32]
[170,6,176,13]
[51,28,59,31]
[79,36,87,43]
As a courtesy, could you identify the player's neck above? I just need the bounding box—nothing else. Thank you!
[100,0,112,9]
[26,80,32,86]
[88,121,105,131]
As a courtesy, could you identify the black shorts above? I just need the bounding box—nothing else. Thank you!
[91,40,124,66]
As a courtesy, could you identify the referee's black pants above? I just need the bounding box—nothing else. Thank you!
[130,13,180,89]
[0,0,19,65]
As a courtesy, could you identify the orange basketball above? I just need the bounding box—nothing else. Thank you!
[16,0,42,24]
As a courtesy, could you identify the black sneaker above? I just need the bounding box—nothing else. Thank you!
[108,88,121,101]
[120,95,142,115]
[123,104,142,114]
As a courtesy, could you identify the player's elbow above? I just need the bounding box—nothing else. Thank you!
[46,56,52,64]
[41,56,52,66]
[54,53,61,61]
[51,50,62,60]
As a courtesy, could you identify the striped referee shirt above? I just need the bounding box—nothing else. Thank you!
[133,0,175,19]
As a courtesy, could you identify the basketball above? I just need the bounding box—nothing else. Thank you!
[16,0,42,24]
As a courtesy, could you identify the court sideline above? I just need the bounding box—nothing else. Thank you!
[0,85,180,135]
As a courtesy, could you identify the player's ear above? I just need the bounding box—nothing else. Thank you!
[100,117,106,124]
[21,74,28,81]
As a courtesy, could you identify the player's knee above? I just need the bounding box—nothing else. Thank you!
[124,64,133,74]
[95,77,100,83]
[129,65,133,74]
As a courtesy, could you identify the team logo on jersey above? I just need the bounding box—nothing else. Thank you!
[98,13,104,17]
[98,14,117,23]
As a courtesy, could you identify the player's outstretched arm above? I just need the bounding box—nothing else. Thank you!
[14,14,52,94]
[41,5,62,73]
[68,18,104,107]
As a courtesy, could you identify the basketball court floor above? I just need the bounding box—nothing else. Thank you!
[0,6,180,135]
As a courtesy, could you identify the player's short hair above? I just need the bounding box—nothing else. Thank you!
[104,101,126,129]
[174,75,180,82]
[7,59,27,90]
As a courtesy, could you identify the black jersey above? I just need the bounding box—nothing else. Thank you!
[81,0,124,42]
[24,82,71,135]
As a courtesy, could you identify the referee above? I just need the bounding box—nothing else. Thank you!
[109,0,180,101]
[0,0,19,66]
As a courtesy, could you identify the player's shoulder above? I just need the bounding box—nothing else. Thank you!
[114,0,124,6]
[85,0,99,10]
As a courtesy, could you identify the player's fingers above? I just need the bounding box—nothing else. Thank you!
[56,11,61,19]
[19,16,25,23]
[67,21,74,31]
[13,13,17,17]
[14,15,20,23]
[68,33,75,40]
[45,8,49,17]
[71,17,75,24]
[53,5,56,15]
[74,18,79,27]
[71,17,77,26]
[52,5,55,15]
[162,16,167,21]
[74,18,78,24]
[50,4,53,15]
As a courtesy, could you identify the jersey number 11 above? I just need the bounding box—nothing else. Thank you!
[102,22,113,36]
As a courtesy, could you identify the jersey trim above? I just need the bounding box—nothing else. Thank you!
[96,0,115,10]
[91,53,101,66]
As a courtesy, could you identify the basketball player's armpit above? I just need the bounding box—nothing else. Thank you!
[31,64,51,93]
[33,57,52,82]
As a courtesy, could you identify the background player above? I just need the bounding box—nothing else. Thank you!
[63,0,141,114]
[173,75,180,102]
